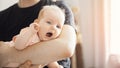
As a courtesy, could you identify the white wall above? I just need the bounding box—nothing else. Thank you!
[78,0,95,68]
[66,0,95,68]
[0,0,18,11]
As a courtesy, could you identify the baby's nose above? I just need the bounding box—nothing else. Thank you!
[51,25,57,30]
[50,27,56,32]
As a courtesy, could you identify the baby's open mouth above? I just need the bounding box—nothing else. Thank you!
[46,32,53,37]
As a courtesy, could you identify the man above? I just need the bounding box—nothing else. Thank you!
[0,0,76,67]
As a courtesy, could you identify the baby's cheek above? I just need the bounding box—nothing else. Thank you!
[54,32,60,38]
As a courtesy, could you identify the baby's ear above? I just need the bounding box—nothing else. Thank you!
[33,19,38,23]
[30,20,40,32]
[12,36,17,42]
[32,23,40,32]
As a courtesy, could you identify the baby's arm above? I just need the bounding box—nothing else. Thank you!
[3,23,40,67]
[14,23,39,50]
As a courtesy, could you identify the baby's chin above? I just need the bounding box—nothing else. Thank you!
[41,37,53,41]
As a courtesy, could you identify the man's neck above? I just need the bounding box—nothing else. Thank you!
[18,0,40,8]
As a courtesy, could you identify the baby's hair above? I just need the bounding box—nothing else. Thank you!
[38,5,65,20]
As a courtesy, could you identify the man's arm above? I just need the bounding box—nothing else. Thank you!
[0,25,76,67]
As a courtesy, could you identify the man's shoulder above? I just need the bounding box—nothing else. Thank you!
[0,3,17,24]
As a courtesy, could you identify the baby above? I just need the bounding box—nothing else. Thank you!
[5,5,65,68]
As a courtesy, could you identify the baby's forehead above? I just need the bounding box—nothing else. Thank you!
[42,5,63,13]
[41,5,65,23]
[38,5,64,18]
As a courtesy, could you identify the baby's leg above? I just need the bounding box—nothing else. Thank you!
[19,60,44,68]
[30,64,43,68]
[47,62,63,68]
[19,60,32,68]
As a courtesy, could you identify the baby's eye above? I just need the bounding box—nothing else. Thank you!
[56,25,61,29]
[47,21,51,24]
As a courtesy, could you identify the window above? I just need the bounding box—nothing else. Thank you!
[110,0,120,55]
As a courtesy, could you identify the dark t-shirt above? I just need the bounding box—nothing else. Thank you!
[0,0,75,68]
